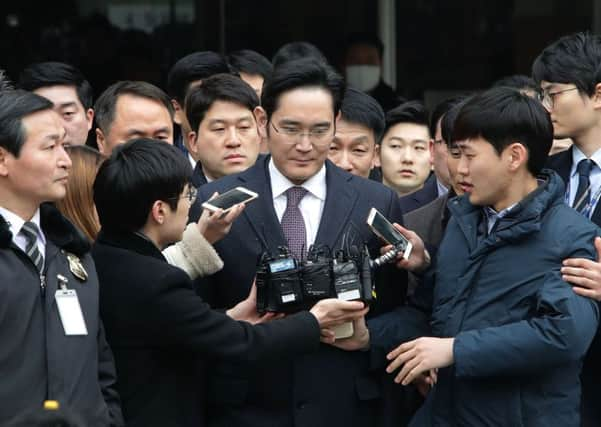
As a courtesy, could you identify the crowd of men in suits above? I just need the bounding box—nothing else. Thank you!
[2,31,601,427]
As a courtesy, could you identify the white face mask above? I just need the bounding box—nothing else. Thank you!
[346,65,381,92]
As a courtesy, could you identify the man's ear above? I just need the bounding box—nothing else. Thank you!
[591,82,601,109]
[370,144,380,170]
[506,142,527,171]
[85,108,94,131]
[254,106,268,139]
[149,200,168,226]
[374,144,382,168]
[0,147,10,177]
[429,139,435,163]
[171,99,184,125]
[96,128,108,155]
[187,131,198,156]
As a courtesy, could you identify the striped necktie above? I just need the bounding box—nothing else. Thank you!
[20,221,44,275]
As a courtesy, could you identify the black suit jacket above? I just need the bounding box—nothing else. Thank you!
[546,149,601,427]
[191,162,208,188]
[190,156,408,427]
[398,173,440,214]
[93,230,320,427]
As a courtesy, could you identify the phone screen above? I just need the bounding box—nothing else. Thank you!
[371,211,406,246]
[207,189,254,210]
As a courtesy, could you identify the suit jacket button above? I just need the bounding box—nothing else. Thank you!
[297,401,307,410]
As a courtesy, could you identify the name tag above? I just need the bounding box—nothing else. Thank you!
[55,289,88,336]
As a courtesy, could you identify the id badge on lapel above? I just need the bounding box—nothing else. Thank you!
[54,274,88,336]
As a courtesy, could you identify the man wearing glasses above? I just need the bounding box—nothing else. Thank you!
[532,32,601,427]
[190,58,429,427]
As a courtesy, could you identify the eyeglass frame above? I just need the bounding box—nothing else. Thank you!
[537,87,579,109]
[168,185,198,203]
[269,120,335,146]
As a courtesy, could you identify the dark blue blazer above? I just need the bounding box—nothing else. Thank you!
[398,173,440,214]
[190,156,409,427]
[546,147,601,427]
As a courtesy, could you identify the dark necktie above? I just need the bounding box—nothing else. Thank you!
[281,186,308,260]
[20,221,44,275]
[573,159,594,213]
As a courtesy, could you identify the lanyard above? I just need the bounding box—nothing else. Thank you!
[565,179,601,218]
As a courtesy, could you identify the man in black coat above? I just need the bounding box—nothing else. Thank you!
[190,59,429,427]
[92,139,367,427]
[0,90,123,425]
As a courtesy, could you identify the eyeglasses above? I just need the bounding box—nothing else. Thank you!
[169,186,198,203]
[270,121,334,146]
[537,87,578,109]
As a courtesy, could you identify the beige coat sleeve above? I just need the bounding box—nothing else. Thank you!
[162,223,224,279]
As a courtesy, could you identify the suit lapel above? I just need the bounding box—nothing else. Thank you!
[547,148,601,225]
[314,162,359,249]
[547,147,572,186]
[236,156,287,251]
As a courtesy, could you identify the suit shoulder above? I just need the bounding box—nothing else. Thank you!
[545,150,571,170]
[346,172,397,198]
[404,195,446,225]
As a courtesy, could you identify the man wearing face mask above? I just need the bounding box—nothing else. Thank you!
[344,33,404,111]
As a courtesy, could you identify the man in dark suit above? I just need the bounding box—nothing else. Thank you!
[376,102,433,213]
[532,32,601,427]
[190,59,429,427]
[185,73,262,188]
[92,139,368,427]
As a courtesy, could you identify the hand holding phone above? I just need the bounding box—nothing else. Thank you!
[366,208,413,260]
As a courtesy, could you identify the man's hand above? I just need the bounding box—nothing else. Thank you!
[414,369,438,397]
[324,317,370,349]
[562,236,601,302]
[380,224,429,272]
[386,337,454,385]
[226,281,283,324]
[310,299,369,330]
[197,192,245,244]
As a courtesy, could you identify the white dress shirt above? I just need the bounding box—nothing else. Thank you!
[0,206,46,255]
[568,146,601,211]
[269,159,326,248]
[188,153,196,169]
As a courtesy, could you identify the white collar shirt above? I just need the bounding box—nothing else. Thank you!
[269,158,327,248]
[0,206,46,255]
[568,145,601,211]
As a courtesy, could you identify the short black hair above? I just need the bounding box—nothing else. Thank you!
[167,51,230,104]
[492,74,540,96]
[429,97,464,138]
[18,62,94,109]
[452,87,552,176]
[272,42,328,69]
[94,81,174,134]
[383,100,430,137]
[340,87,385,142]
[185,73,260,133]
[261,58,345,120]
[345,32,384,59]
[532,32,601,96]
[94,138,192,233]
[0,89,53,157]
[227,49,273,80]
[441,96,470,147]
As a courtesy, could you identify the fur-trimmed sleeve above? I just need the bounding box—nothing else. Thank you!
[163,224,224,279]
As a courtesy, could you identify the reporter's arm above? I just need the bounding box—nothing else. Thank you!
[162,223,224,279]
